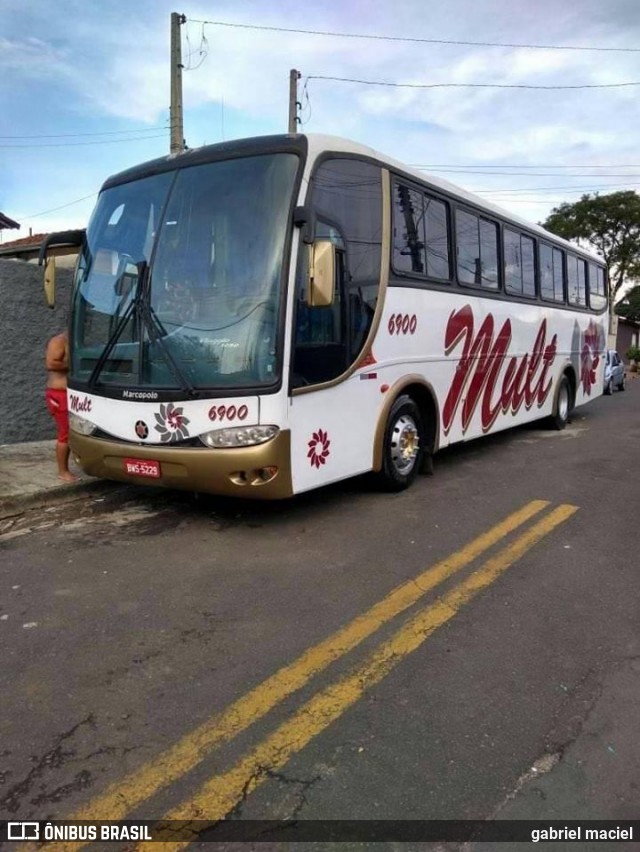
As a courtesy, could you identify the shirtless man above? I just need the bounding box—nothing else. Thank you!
[45,330,76,482]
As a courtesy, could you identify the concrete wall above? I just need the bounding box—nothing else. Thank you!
[0,259,75,444]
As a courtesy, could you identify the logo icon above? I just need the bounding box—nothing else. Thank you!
[307,429,331,469]
[154,402,190,443]
[8,823,40,841]
[135,420,149,440]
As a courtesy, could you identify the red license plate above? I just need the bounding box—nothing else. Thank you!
[124,458,161,478]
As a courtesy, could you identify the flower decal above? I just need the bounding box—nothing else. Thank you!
[307,428,331,469]
[154,402,191,443]
[580,320,604,396]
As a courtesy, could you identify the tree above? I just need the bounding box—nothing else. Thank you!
[542,190,640,306]
[615,284,640,323]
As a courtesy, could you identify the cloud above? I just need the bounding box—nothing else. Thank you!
[0,35,71,81]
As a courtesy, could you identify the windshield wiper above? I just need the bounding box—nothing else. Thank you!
[87,262,146,390]
[87,262,196,398]
[142,301,196,398]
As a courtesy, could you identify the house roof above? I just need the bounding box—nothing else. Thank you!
[0,231,82,259]
[0,233,48,258]
[0,233,46,250]
[0,212,21,230]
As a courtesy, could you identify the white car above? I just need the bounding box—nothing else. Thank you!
[603,349,626,394]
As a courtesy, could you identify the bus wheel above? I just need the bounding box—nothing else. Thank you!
[376,395,425,491]
[551,375,571,431]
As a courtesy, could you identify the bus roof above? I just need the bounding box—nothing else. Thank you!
[102,132,602,265]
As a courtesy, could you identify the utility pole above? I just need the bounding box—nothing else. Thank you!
[170,12,186,154]
[288,69,301,134]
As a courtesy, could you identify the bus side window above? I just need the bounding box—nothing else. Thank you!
[504,228,536,298]
[568,255,587,307]
[539,243,566,303]
[588,263,607,311]
[393,185,425,274]
[552,248,565,302]
[456,209,499,290]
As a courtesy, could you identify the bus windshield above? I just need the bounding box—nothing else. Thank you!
[71,152,299,391]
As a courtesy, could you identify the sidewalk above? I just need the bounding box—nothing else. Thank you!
[0,440,109,519]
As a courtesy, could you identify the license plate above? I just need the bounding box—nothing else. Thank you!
[124,458,161,478]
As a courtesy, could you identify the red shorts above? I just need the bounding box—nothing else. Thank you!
[45,388,70,443]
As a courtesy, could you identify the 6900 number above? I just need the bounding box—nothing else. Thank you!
[208,404,249,422]
[388,313,417,335]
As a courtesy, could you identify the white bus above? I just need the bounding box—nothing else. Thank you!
[41,134,608,499]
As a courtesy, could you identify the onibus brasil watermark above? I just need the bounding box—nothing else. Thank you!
[2,819,636,844]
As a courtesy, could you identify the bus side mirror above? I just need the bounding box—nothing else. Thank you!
[38,229,85,309]
[307,240,336,307]
[44,257,56,309]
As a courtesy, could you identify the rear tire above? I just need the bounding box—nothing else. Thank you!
[619,374,626,392]
[375,395,426,492]
[604,377,613,396]
[551,375,571,430]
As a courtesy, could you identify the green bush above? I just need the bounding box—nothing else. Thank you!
[626,344,640,362]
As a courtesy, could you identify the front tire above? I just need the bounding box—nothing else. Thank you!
[619,374,626,392]
[551,375,571,430]
[604,377,613,396]
[375,395,426,492]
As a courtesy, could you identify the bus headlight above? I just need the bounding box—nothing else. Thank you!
[199,425,279,448]
[69,413,98,436]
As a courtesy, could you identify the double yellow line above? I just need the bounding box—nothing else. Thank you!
[46,499,577,851]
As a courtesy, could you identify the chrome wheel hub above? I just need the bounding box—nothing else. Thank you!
[390,414,419,474]
[558,385,569,420]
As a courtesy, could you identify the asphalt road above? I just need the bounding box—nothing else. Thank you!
[1,379,639,852]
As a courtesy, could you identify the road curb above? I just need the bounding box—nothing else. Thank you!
[0,479,115,520]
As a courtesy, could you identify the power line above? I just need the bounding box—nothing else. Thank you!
[477,183,640,194]
[494,198,577,204]
[21,193,99,220]
[0,127,167,140]
[415,168,640,177]
[183,19,209,71]
[1,134,168,149]
[187,18,640,53]
[307,74,640,91]
[410,163,640,169]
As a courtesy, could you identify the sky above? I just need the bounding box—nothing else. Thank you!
[2,0,640,241]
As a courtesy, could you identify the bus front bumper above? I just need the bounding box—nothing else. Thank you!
[70,430,293,499]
